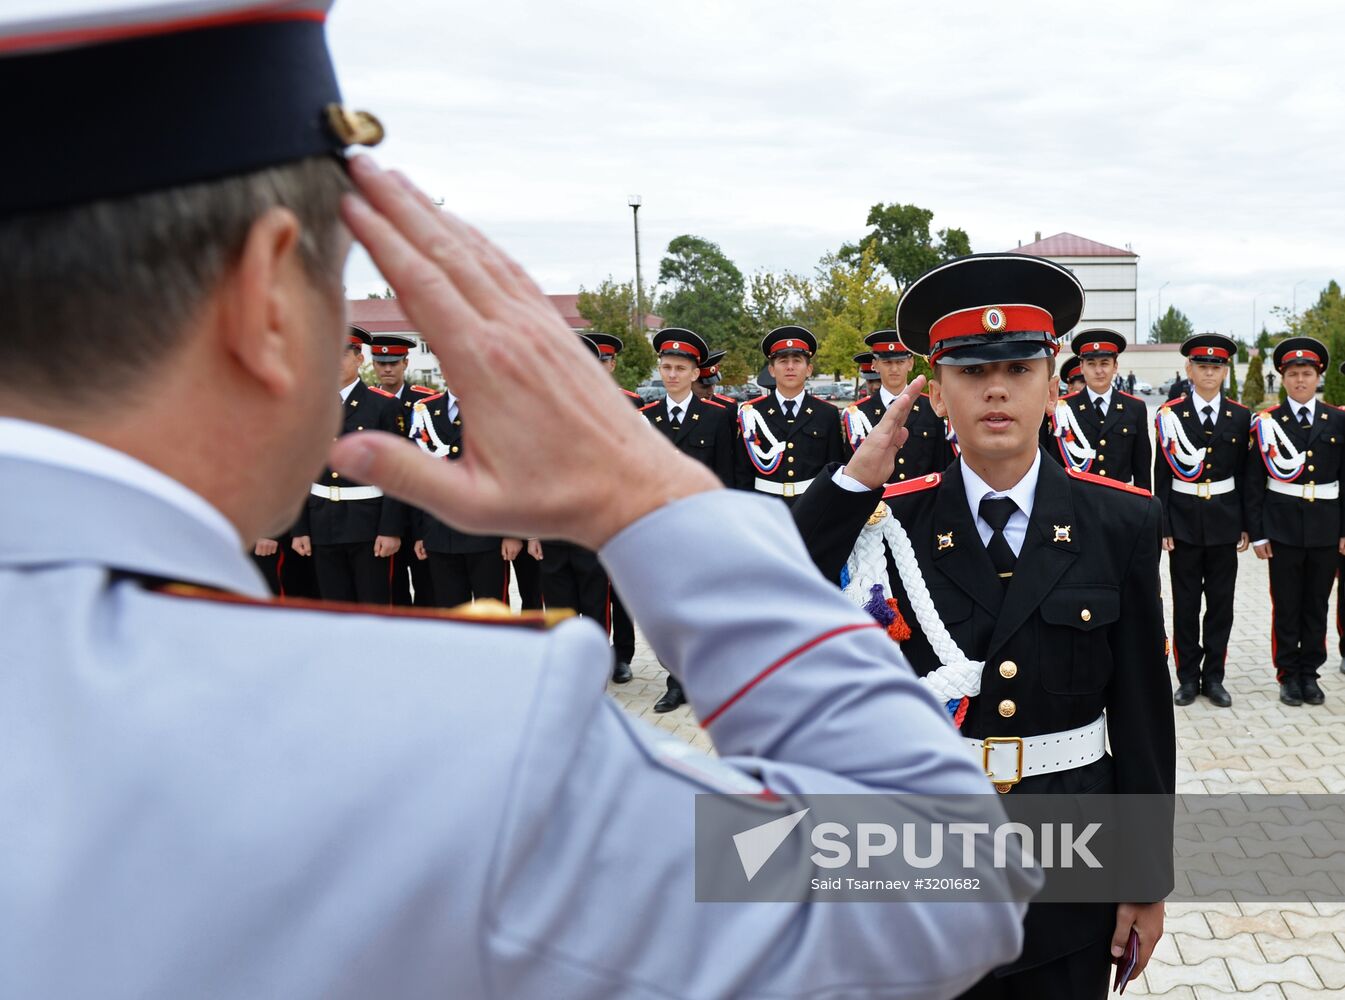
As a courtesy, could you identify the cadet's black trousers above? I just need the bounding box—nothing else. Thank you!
[1268,542,1336,682]
[252,540,319,600]
[959,936,1110,1000]
[426,550,507,608]
[610,589,636,663]
[1336,553,1345,658]
[540,542,609,623]
[509,549,544,610]
[1169,541,1237,687]
[312,541,392,605]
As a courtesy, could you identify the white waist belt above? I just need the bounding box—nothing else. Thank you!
[310,484,384,502]
[1268,480,1339,501]
[965,715,1106,790]
[755,477,814,498]
[1171,477,1235,498]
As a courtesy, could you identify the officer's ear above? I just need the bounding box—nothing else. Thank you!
[1045,360,1060,416]
[929,369,947,418]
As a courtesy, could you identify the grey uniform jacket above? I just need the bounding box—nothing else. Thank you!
[0,418,1031,999]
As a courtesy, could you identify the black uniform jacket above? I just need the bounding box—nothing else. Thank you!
[408,393,500,556]
[793,454,1175,971]
[1045,389,1153,490]
[733,391,843,493]
[392,383,438,435]
[842,390,952,484]
[1244,401,1345,547]
[640,395,736,486]
[1152,394,1250,545]
[297,381,405,545]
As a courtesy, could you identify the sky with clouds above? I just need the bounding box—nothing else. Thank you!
[328,0,1345,341]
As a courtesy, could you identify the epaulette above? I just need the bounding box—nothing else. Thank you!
[410,385,436,394]
[1227,397,1249,410]
[1160,394,1187,408]
[854,394,871,406]
[742,395,769,406]
[1116,390,1145,402]
[368,385,395,398]
[622,388,641,400]
[1066,468,1153,497]
[418,391,446,403]
[701,398,726,409]
[713,393,737,406]
[150,586,573,629]
[639,400,661,412]
[1061,389,1082,400]
[882,473,941,498]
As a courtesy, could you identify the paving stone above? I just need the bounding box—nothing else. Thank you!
[1143,957,1235,993]
[1255,932,1345,964]
[1207,910,1290,937]
[1174,931,1256,964]
[1162,907,1214,938]
[1227,955,1322,992]
[1196,986,1285,1000]
[1306,954,1345,990]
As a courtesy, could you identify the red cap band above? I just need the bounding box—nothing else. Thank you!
[1282,349,1321,367]
[768,338,810,356]
[661,340,702,361]
[1082,341,1119,354]
[348,335,365,347]
[372,345,409,358]
[699,364,720,377]
[859,362,876,373]
[1194,346,1231,361]
[596,344,617,357]
[928,304,1055,360]
[871,341,908,354]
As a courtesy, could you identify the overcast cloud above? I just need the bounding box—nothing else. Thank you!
[328,0,1345,340]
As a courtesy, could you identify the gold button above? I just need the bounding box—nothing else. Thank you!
[787,442,794,450]
[1100,439,1107,446]
[331,472,339,480]
[898,457,906,465]
[1307,450,1314,457]
[787,470,795,477]
[998,699,1016,718]
[1309,464,1316,472]
[451,445,460,454]
[1099,469,1106,476]
[898,474,906,480]
[1206,448,1213,455]
[1080,608,1092,622]
[999,660,1018,679]
[788,456,795,463]
[357,425,364,431]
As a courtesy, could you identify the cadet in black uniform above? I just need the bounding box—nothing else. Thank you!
[794,254,1173,1000]
[690,349,738,413]
[734,326,843,504]
[1246,337,1345,706]
[1044,331,1152,489]
[1153,333,1250,708]
[250,533,319,599]
[639,330,737,712]
[370,334,436,605]
[841,330,952,483]
[852,350,882,398]
[404,385,507,606]
[292,326,405,603]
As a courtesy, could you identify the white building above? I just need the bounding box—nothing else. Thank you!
[1010,233,1139,343]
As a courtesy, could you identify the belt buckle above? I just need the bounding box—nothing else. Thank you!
[982,736,1024,793]
[328,485,341,502]
[1305,482,1316,502]
[1195,482,1211,500]
[782,483,796,499]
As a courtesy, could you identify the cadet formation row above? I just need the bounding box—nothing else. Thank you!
[261,318,1345,714]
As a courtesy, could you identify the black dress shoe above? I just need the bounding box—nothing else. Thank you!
[1301,678,1326,705]
[1201,680,1232,707]
[654,679,686,713]
[1279,678,1304,706]
[1173,682,1199,706]
[611,660,632,684]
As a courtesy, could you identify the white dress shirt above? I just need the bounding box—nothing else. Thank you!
[1087,388,1112,414]
[1190,392,1222,425]
[340,377,361,403]
[775,389,805,412]
[1290,397,1316,426]
[666,391,693,423]
[879,386,903,409]
[0,417,242,547]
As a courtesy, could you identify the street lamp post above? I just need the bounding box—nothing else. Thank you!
[628,196,644,338]
[1293,279,1310,315]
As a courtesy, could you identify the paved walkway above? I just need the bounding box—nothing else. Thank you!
[604,547,1345,998]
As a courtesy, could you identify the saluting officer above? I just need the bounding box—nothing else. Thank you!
[291,326,405,603]
[1153,333,1250,708]
[734,326,843,504]
[370,333,436,604]
[1045,331,1152,489]
[841,330,952,483]
[1246,337,1345,706]
[407,385,507,607]
[793,254,1173,999]
[640,329,737,712]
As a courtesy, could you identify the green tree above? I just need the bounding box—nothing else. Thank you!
[811,245,897,377]
[576,277,656,389]
[839,203,971,290]
[1227,358,1239,399]
[1241,351,1265,409]
[655,235,746,380]
[1281,281,1345,404]
[1255,326,1273,352]
[365,286,395,299]
[734,269,807,383]
[1150,306,1195,344]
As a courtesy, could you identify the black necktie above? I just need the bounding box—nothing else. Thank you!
[1202,405,1215,434]
[1094,397,1106,421]
[670,405,683,428]
[1299,407,1311,431]
[979,497,1018,584]
[783,400,796,420]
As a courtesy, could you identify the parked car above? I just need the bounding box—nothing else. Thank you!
[1133,380,1153,394]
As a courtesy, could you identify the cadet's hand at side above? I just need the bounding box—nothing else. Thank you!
[332,157,718,549]
[292,535,312,557]
[840,375,925,490]
[501,538,522,561]
[254,539,278,557]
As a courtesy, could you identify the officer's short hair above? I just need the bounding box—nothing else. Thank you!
[929,355,1058,380]
[0,155,350,402]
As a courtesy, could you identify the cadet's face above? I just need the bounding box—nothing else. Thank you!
[1082,355,1117,394]
[600,356,618,376]
[372,357,407,389]
[1185,360,1226,398]
[690,380,713,399]
[659,356,697,397]
[768,353,811,392]
[339,345,363,386]
[1067,376,1087,393]
[1282,363,1319,403]
[930,358,1056,463]
[874,355,914,393]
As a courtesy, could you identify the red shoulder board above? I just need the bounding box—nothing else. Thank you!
[1160,395,1187,408]
[742,395,769,406]
[622,388,641,400]
[639,400,661,412]
[883,473,942,498]
[1066,468,1153,497]
[410,385,436,394]
[854,394,871,405]
[418,391,445,403]
[150,584,571,629]
[713,393,736,405]
[1227,398,1249,411]
[1116,390,1144,402]
[368,386,395,398]
[1061,389,1082,401]
[701,398,726,409]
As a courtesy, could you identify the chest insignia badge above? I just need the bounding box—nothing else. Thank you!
[1053,524,1073,543]
[936,531,954,551]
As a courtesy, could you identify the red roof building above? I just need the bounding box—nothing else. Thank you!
[1006,232,1139,342]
